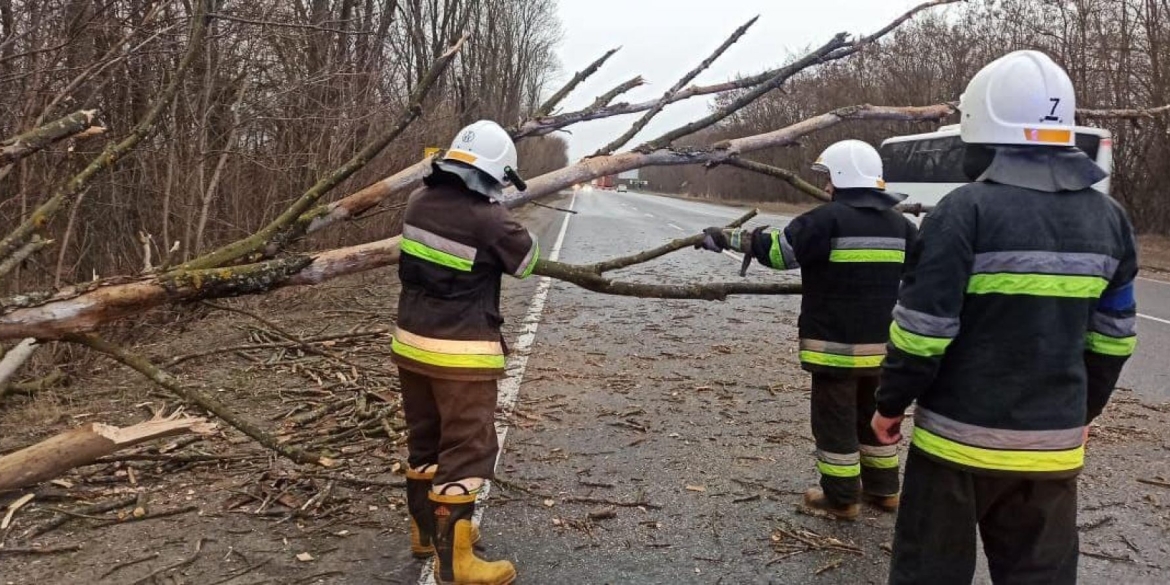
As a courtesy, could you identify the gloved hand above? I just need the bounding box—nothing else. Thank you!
[695,227,729,252]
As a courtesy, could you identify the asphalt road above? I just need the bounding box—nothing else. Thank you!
[401,189,1170,585]
[1124,277,1170,399]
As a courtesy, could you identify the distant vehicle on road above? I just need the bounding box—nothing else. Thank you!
[595,175,616,189]
[616,184,628,192]
[880,124,1113,211]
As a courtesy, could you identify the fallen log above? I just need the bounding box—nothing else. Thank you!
[0,414,215,492]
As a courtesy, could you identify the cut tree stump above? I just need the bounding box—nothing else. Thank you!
[0,414,215,492]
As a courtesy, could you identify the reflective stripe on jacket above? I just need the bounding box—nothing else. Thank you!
[393,180,538,380]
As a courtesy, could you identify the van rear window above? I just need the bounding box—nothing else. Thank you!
[882,133,1104,183]
[881,136,966,183]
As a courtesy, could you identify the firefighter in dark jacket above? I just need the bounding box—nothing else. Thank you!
[698,139,918,519]
[872,50,1139,585]
[392,120,537,585]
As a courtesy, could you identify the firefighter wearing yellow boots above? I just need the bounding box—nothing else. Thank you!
[697,140,917,519]
[393,120,539,585]
[873,51,1139,584]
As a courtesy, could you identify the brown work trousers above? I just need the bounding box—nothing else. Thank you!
[399,368,500,485]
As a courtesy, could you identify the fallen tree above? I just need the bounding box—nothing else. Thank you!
[1,0,1158,474]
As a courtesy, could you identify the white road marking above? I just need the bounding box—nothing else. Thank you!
[722,250,743,262]
[1139,313,1170,326]
[1138,276,1169,286]
[667,223,684,231]
[418,193,576,585]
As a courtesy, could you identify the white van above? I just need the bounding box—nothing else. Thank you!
[879,124,1113,212]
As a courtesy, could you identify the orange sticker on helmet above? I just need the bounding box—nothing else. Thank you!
[1022,128,1072,143]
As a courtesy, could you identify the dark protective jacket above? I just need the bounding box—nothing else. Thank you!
[740,188,918,375]
[392,173,539,381]
[877,147,1138,478]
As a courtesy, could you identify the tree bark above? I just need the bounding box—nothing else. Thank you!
[0,110,103,165]
[0,415,215,492]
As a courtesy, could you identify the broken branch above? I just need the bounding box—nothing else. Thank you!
[0,414,215,492]
[0,110,103,165]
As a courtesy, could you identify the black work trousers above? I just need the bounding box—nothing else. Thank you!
[888,448,1079,585]
[399,368,500,485]
[811,373,900,504]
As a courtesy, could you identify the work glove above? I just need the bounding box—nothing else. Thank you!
[696,227,730,252]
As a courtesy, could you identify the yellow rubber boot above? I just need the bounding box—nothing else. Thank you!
[430,492,516,585]
[407,468,481,558]
[407,467,437,558]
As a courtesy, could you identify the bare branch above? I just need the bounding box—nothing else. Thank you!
[588,76,645,110]
[594,17,758,156]
[721,158,831,202]
[634,32,850,151]
[591,210,758,273]
[64,333,334,467]
[720,158,934,215]
[1077,104,1170,120]
[0,236,52,280]
[208,12,374,35]
[533,260,801,301]
[180,33,470,270]
[534,47,621,118]
[0,110,103,165]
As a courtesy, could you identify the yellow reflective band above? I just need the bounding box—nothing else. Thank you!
[966,273,1108,298]
[392,337,506,369]
[1085,331,1137,357]
[889,322,952,358]
[799,350,885,369]
[912,427,1084,473]
[829,249,906,263]
[861,454,900,469]
[769,230,784,269]
[817,460,861,478]
[401,238,474,272]
[520,241,540,279]
[444,149,478,165]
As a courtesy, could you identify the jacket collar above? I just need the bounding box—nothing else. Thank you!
[978,146,1107,193]
[833,188,907,210]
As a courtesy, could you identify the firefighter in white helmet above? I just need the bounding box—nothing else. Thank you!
[697,139,917,519]
[873,50,1139,584]
[394,120,536,585]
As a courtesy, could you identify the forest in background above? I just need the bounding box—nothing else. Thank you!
[0,0,568,293]
[643,0,1170,234]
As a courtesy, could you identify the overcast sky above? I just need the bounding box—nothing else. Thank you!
[553,0,934,161]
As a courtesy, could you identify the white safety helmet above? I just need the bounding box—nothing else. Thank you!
[959,50,1076,147]
[443,120,524,187]
[812,140,886,190]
